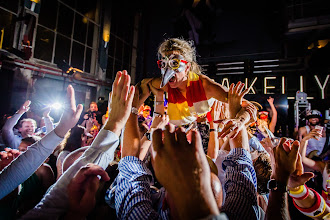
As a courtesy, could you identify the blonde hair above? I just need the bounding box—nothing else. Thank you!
[158,38,202,74]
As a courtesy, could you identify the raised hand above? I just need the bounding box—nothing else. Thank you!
[0,148,21,171]
[228,82,249,118]
[66,163,110,218]
[18,100,31,114]
[267,96,274,105]
[272,139,300,185]
[151,124,219,219]
[104,70,135,136]
[54,85,83,138]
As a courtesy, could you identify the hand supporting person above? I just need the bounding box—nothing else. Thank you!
[139,114,169,160]
[218,82,251,139]
[151,124,219,219]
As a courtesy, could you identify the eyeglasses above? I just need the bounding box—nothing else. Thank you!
[157,58,188,70]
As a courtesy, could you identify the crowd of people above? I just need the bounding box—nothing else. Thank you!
[0,38,329,219]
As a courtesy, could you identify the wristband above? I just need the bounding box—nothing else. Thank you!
[293,188,326,218]
[155,101,164,106]
[131,107,139,115]
[288,185,309,200]
[209,129,217,132]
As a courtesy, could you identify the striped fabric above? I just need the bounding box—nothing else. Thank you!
[115,156,160,219]
[221,148,259,220]
[167,72,213,126]
[116,152,258,220]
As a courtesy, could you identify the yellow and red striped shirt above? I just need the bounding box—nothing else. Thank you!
[167,72,214,126]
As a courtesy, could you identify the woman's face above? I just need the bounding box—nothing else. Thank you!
[161,51,190,89]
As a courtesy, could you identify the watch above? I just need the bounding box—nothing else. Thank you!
[267,179,287,192]
[145,131,152,141]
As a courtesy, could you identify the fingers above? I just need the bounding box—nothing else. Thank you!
[152,129,164,152]
[296,153,303,176]
[127,86,135,107]
[176,127,188,146]
[164,124,176,148]
[75,104,84,119]
[229,83,234,94]
[190,129,203,152]
[241,88,250,97]
[289,140,300,161]
[67,85,76,111]
[218,120,234,138]
[23,100,31,107]
[120,71,131,101]
[112,71,122,93]
[74,164,110,184]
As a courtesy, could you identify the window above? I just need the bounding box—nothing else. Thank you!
[57,4,73,37]
[34,26,55,62]
[54,34,71,65]
[106,4,136,80]
[0,8,16,50]
[33,0,100,75]
[38,0,57,30]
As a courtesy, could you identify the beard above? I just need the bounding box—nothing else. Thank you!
[309,121,320,126]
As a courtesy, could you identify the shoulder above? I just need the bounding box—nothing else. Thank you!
[36,163,54,178]
[298,126,307,134]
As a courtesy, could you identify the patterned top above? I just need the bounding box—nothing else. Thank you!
[167,72,214,126]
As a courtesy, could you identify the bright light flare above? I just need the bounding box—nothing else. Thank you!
[51,102,62,110]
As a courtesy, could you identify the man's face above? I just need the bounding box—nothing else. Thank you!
[18,141,29,152]
[309,117,320,126]
[142,109,150,118]
[90,103,98,112]
[19,121,35,137]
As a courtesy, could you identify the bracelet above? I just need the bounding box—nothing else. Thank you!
[293,188,326,218]
[154,112,162,117]
[131,107,139,115]
[209,128,217,132]
[155,101,164,106]
[288,185,309,200]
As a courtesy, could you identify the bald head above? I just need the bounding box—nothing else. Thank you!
[210,172,223,209]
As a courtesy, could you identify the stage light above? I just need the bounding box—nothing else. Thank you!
[51,102,62,110]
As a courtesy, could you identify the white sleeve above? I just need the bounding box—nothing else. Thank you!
[22,128,120,219]
[0,130,63,199]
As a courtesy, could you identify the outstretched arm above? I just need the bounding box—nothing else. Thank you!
[267,97,277,133]
[0,85,83,200]
[2,100,31,149]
